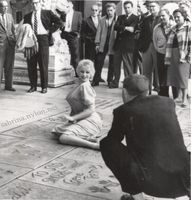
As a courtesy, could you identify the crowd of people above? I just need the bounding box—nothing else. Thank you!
[82,0,191,107]
[0,0,190,199]
[0,0,191,106]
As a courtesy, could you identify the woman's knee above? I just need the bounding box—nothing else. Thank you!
[59,132,71,144]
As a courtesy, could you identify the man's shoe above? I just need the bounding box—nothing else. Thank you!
[91,81,99,87]
[120,194,134,200]
[41,88,47,94]
[99,78,105,82]
[109,82,118,88]
[27,87,37,93]
[5,87,16,91]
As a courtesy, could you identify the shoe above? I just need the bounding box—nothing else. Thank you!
[27,87,37,93]
[153,87,160,93]
[121,194,134,200]
[91,81,99,87]
[99,78,105,82]
[5,87,16,91]
[41,88,47,93]
[109,82,118,88]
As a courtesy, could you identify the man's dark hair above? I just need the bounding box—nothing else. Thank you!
[147,0,159,5]
[123,1,133,8]
[105,2,116,10]
[173,9,185,17]
[123,74,149,96]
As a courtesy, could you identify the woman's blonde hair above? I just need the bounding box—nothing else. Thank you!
[76,59,95,80]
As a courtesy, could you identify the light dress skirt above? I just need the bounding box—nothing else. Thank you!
[52,112,102,142]
[167,47,190,89]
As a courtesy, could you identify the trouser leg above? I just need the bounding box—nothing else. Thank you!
[85,42,96,61]
[4,44,15,89]
[107,54,114,83]
[27,54,38,88]
[93,51,107,83]
[68,38,80,74]
[122,52,134,78]
[133,49,139,74]
[142,44,154,93]
[157,52,169,97]
[37,36,49,89]
[151,44,159,91]
[100,138,142,194]
[0,45,6,90]
[113,50,122,85]
[172,86,179,99]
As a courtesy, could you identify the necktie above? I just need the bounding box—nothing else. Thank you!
[2,14,5,28]
[34,12,38,35]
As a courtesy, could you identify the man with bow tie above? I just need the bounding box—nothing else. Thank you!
[0,0,16,92]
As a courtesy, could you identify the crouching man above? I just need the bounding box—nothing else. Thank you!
[100,74,190,200]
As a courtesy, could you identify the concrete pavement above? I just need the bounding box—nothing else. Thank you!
[0,77,190,200]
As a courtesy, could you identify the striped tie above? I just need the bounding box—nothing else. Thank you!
[1,14,5,28]
[34,12,38,35]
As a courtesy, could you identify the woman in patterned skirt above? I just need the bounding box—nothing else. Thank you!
[165,9,191,107]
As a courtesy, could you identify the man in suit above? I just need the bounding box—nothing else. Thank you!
[23,0,62,94]
[92,3,117,86]
[100,74,190,200]
[82,4,99,61]
[133,3,149,75]
[0,0,16,92]
[109,1,138,88]
[58,0,82,76]
[139,0,160,94]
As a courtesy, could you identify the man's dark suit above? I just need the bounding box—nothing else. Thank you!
[100,95,190,198]
[0,13,16,91]
[111,14,138,87]
[138,15,160,53]
[82,16,98,61]
[138,15,161,93]
[60,11,82,74]
[23,10,62,90]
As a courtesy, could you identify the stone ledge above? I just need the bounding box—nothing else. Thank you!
[12,50,74,88]
[13,68,75,88]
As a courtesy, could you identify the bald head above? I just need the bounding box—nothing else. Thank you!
[0,0,8,14]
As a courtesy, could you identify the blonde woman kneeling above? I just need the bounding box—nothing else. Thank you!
[52,59,102,150]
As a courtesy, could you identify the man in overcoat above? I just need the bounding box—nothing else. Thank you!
[82,4,100,61]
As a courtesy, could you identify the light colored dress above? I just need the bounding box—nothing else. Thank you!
[52,81,102,141]
[167,35,190,89]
